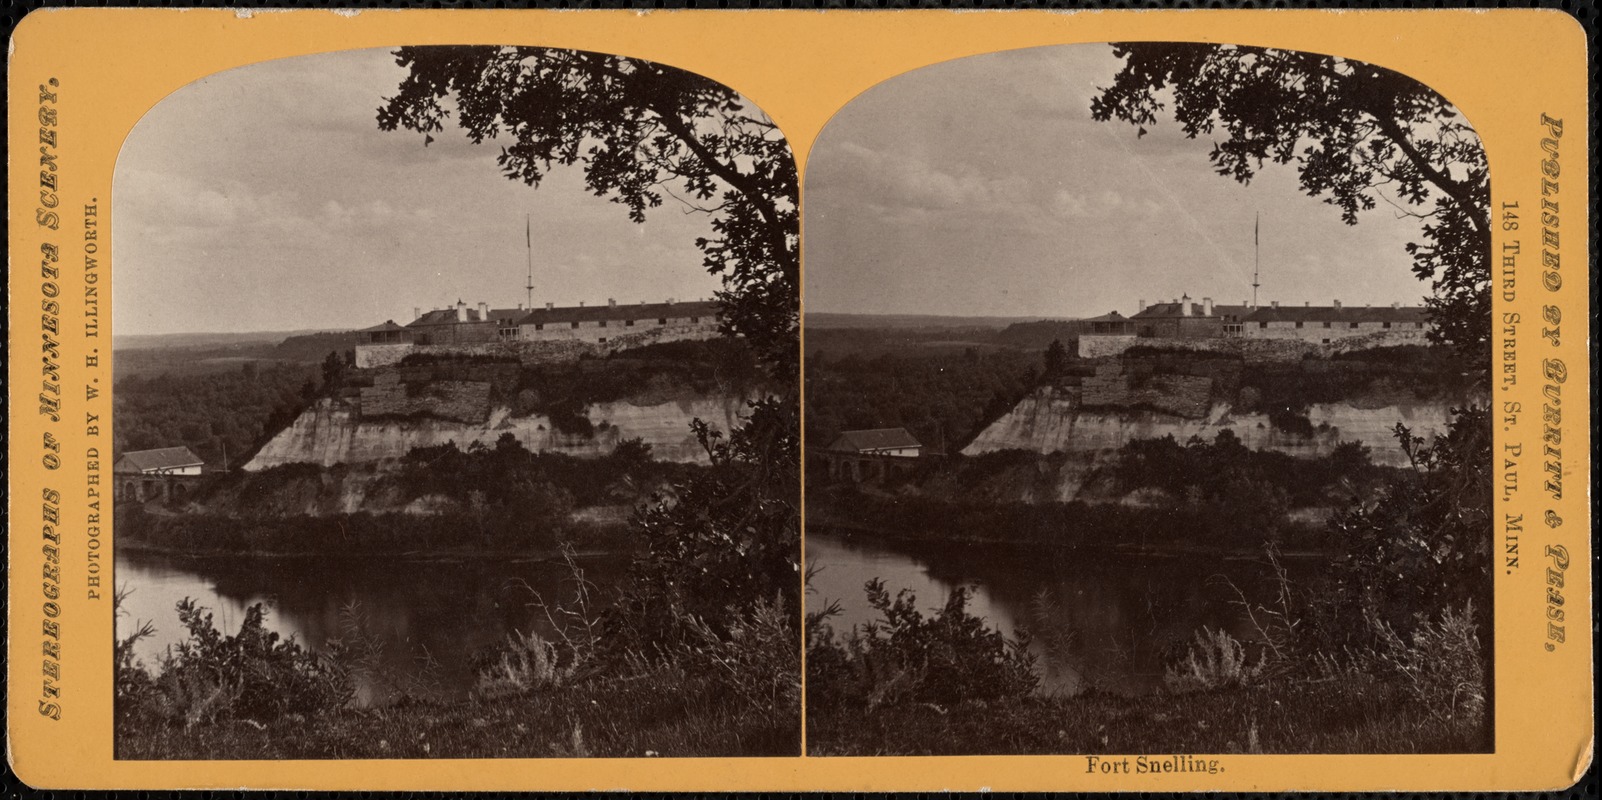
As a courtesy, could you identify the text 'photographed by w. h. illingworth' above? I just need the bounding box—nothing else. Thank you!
[802,42,1491,757]
[110,45,800,760]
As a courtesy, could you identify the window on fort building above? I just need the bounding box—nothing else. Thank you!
[599,337,607,343]
[691,316,700,323]
[1382,321,1392,328]
[599,320,607,328]
[1349,322,1359,329]
[535,324,544,331]
[658,317,667,325]
[1416,321,1424,328]
[1322,338,1331,344]
[1322,321,1332,328]
[1295,321,1304,329]
[1258,322,1267,329]
[625,320,635,327]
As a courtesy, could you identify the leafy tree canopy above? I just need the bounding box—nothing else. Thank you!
[378,46,799,377]
[378,46,801,664]
[1091,43,1489,364]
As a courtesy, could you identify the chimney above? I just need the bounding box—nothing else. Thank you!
[1304,301,1310,307]
[1180,293,1192,316]
[546,302,554,310]
[455,299,467,322]
[478,301,489,320]
[578,301,585,307]
[1138,299,1146,312]
[413,307,421,320]
[666,297,676,306]
[1202,297,1213,316]
[1333,299,1342,310]
[608,298,617,308]
[1271,300,1280,309]
[1391,301,1400,309]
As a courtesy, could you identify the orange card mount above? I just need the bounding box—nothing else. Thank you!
[6,7,1592,792]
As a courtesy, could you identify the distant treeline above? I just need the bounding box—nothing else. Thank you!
[809,431,1397,554]
[117,504,631,556]
[812,486,1330,555]
[805,346,1040,452]
[113,331,363,379]
[121,435,692,555]
[114,361,317,470]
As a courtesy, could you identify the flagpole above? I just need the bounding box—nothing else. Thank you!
[525,215,534,309]
[1251,212,1261,309]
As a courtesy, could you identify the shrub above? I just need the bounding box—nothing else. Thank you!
[1163,627,1262,693]
[674,594,801,731]
[120,599,353,729]
[809,579,1037,711]
[1361,601,1485,732]
[474,630,573,697]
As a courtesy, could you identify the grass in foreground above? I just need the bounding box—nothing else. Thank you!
[118,666,797,759]
[807,679,1486,756]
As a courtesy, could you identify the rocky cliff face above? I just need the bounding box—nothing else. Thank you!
[244,394,750,470]
[963,386,1463,467]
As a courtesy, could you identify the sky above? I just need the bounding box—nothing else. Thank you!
[803,44,1440,319]
[114,48,727,337]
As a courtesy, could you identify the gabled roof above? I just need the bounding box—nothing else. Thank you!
[517,300,720,326]
[826,428,922,453]
[116,446,204,472]
[1245,305,1429,324]
[1081,311,1129,323]
[359,320,412,333]
[1134,302,1254,320]
[409,308,493,327]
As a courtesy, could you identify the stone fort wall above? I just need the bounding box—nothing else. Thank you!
[1080,362,1215,419]
[354,323,719,368]
[1076,328,1430,361]
[357,373,493,423]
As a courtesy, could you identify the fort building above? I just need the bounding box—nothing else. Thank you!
[354,297,721,368]
[1077,294,1431,357]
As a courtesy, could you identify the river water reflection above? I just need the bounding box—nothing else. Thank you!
[115,550,630,705]
[807,531,1294,695]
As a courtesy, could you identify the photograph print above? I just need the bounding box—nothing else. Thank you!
[803,42,1491,756]
[112,45,799,759]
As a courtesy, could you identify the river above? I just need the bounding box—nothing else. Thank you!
[115,549,630,705]
[806,530,1295,696]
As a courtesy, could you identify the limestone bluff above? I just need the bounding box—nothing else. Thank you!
[239,296,751,470]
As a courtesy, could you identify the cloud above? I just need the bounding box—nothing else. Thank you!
[112,47,731,336]
[803,43,1429,319]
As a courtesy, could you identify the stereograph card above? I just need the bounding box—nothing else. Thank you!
[5,7,1592,792]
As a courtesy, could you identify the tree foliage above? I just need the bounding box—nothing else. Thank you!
[1324,407,1493,639]
[807,579,1038,711]
[804,347,1038,454]
[378,47,801,726]
[1093,45,1493,719]
[114,362,314,470]
[1092,43,1489,363]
